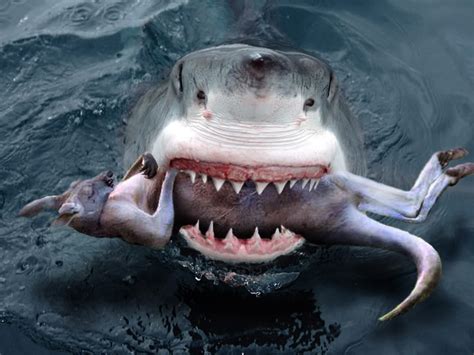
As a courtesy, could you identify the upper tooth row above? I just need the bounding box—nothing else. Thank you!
[180,170,319,195]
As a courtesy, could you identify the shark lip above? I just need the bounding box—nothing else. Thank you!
[180,222,305,264]
[170,158,329,182]
[170,159,326,195]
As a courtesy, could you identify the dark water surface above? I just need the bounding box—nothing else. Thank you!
[1,0,474,354]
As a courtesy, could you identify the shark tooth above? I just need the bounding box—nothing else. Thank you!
[206,221,215,239]
[212,177,225,191]
[255,182,269,195]
[301,178,310,189]
[230,180,244,194]
[274,181,287,194]
[186,170,196,183]
[310,178,320,191]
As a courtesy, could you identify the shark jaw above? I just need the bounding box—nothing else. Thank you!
[180,221,304,264]
[171,160,327,263]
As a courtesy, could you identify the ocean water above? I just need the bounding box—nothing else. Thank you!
[1,0,474,354]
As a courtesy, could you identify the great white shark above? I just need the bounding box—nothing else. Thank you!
[21,44,474,321]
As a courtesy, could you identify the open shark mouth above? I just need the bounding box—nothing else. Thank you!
[180,222,305,264]
[171,158,330,263]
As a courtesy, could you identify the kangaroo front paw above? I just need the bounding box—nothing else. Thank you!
[140,152,158,179]
[446,162,474,185]
[437,148,468,168]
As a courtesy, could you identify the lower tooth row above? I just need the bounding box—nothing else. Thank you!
[194,220,290,242]
[181,170,319,194]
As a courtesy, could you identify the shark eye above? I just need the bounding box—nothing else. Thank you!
[197,90,206,101]
[304,98,315,108]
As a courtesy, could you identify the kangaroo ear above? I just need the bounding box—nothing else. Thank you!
[19,196,61,217]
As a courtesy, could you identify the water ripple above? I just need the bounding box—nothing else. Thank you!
[67,2,96,26]
[101,2,126,23]
[0,0,10,13]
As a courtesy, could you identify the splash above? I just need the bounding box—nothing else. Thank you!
[161,235,323,294]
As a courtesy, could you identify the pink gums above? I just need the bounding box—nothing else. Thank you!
[170,159,328,182]
[180,224,305,263]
